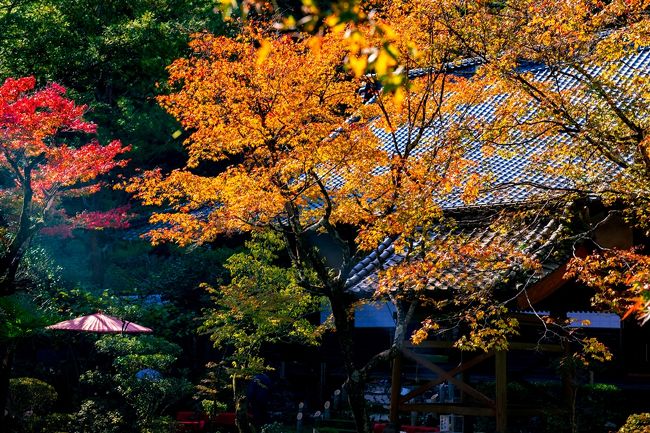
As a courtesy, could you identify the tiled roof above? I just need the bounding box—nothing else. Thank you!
[345,215,567,296]
[345,48,650,209]
[341,49,650,296]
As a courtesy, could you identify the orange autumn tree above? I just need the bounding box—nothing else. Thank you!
[0,76,130,431]
[129,20,537,432]
[407,0,650,323]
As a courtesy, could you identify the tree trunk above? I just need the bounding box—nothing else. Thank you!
[0,253,20,297]
[233,375,254,433]
[0,340,15,433]
[327,293,415,433]
[345,372,372,433]
[329,291,373,433]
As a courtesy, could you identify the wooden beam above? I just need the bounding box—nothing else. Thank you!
[401,348,495,407]
[516,263,568,309]
[400,351,495,404]
[400,404,495,417]
[495,351,507,433]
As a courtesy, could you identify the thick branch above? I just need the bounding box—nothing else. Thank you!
[0,154,44,295]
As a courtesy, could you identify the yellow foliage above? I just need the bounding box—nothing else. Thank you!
[130,21,481,253]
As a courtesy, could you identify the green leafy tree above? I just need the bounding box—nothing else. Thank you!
[200,231,323,433]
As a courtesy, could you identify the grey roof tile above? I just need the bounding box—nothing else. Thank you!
[346,216,566,297]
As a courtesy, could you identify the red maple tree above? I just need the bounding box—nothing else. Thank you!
[0,76,131,297]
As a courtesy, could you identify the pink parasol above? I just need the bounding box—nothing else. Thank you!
[46,312,152,334]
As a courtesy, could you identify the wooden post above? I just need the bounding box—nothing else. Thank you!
[495,351,507,433]
[390,352,402,425]
[461,356,475,433]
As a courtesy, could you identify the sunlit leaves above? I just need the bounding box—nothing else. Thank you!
[200,231,322,374]
[130,26,368,241]
[0,78,130,204]
[0,76,130,293]
[567,248,650,325]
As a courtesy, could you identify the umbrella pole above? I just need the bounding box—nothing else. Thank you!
[68,337,80,379]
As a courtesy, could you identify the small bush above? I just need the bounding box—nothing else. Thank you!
[41,412,74,433]
[6,377,58,433]
[8,377,58,415]
[71,400,124,433]
[619,413,650,433]
[140,416,174,433]
[260,422,286,433]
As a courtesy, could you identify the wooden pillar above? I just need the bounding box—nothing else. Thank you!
[461,367,475,433]
[495,351,507,433]
[390,353,402,425]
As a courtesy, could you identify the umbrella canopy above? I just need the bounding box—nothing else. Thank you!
[46,312,152,334]
[135,368,162,381]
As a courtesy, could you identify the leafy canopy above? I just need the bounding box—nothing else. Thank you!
[424,0,650,323]
[0,76,129,296]
[200,231,322,375]
[128,22,479,250]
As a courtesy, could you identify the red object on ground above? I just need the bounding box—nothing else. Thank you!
[212,412,237,426]
[373,423,440,433]
[176,411,207,432]
[46,312,153,334]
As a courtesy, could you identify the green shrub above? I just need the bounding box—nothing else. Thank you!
[7,377,58,433]
[576,383,624,433]
[260,422,287,433]
[77,334,192,432]
[71,400,125,433]
[8,377,58,415]
[41,412,74,433]
[619,413,650,433]
[200,399,227,418]
[139,416,174,433]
